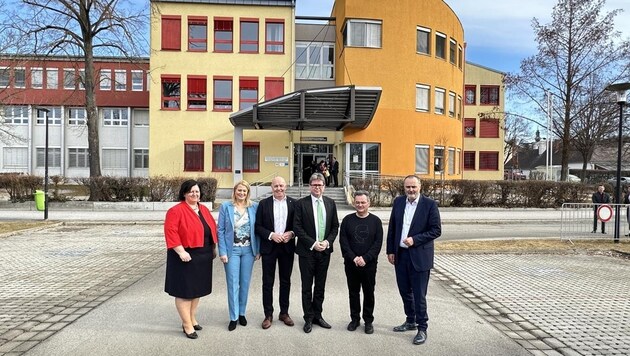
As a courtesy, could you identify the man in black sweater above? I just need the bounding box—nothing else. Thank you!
[339,190,383,334]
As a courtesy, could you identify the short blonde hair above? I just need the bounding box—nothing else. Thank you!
[231,180,252,206]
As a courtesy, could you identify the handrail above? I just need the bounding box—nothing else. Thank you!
[251,171,278,199]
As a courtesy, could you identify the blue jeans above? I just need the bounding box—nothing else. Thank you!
[224,245,255,321]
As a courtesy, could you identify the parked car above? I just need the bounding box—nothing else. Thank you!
[504,170,526,180]
[567,174,581,182]
[607,176,630,187]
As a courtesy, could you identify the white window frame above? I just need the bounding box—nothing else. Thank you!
[46,68,58,89]
[36,107,62,125]
[416,26,431,55]
[295,42,335,80]
[63,68,75,89]
[457,95,462,120]
[3,105,29,125]
[344,19,382,48]
[435,32,446,59]
[100,69,112,90]
[435,88,445,115]
[448,91,456,117]
[456,148,461,174]
[68,147,89,168]
[0,67,9,88]
[68,107,87,125]
[448,147,455,175]
[14,67,26,88]
[133,110,149,127]
[114,70,126,91]
[31,68,43,89]
[133,148,149,169]
[131,70,143,91]
[415,84,430,112]
[102,108,128,126]
[434,145,445,172]
[36,147,62,167]
[3,147,28,169]
[102,148,128,169]
[449,38,457,65]
[415,145,429,174]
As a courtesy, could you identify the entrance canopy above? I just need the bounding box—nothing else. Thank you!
[229,85,382,131]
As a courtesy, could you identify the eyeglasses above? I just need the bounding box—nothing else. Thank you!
[310,184,324,187]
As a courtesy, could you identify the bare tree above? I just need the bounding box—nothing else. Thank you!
[506,0,630,181]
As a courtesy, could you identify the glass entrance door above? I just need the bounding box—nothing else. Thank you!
[293,144,332,185]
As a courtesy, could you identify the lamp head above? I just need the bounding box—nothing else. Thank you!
[605,82,630,104]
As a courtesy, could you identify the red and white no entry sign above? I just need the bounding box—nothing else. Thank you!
[597,204,613,222]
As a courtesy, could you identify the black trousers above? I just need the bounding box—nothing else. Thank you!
[298,252,330,321]
[261,246,295,317]
[395,248,430,331]
[344,261,377,324]
[593,209,606,232]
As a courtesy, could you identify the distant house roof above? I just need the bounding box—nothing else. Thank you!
[589,142,630,170]
[505,142,582,170]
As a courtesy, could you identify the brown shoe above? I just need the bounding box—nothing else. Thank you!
[278,314,294,326]
[262,316,272,329]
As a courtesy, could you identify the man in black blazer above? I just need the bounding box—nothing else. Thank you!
[255,176,297,329]
[386,175,441,345]
[592,184,610,233]
[294,172,339,333]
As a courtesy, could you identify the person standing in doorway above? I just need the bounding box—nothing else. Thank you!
[331,157,340,187]
[592,184,610,234]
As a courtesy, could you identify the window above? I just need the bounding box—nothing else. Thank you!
[479,151,499,170]
[46,68,58,89]
[63,68,75,89]
[0,67,8,87]
[133,109,149,127]
[213,77,232,111]
[162,16,181,50]
[458,45,463,69]
[102,148,128,169]
[456,149,461,174]
[114,70,126,91]
[464,119,476,137]
[187,76,207,110]
[415,145,429,174]
[265,20,284,53]
[464,85,476,105]
[296,42,334,80]
[68,108,86,125]
[449,39,457,64]
[214,18,233,52]
[102,108,128,126]
[240,19,259,53]
[435,88,445,115]
[239,77,258,110]
[36,107,62,125]
[134,149,149,169]
[31,68,43,89]
[448,92,456,117]
[243,142,259,172]
[212,142,231,171]
[265,77,284,100]
[188,16,207,51]
[480,85,500,105]
[416,26,430,55]
[36,147,61,167]
[100,69,112,90]
[68,148,89,168]
[457,95,462,119]
[131,70,143,91]
[434,147,444,172]
[3,106,29,124]
[162,76,181,109]
[185,142,205,172]
[479,119,500,138]
[78,69,85,90]
[343,19,381,48]
[464,151,475,170]
[14,68,25,88]
[448,148,455,175]
[348,143,379,172]
[435,32,446,59]
[415,84,430,112]
[3,147,28,168]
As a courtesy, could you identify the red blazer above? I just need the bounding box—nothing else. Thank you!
[164,201,218,249]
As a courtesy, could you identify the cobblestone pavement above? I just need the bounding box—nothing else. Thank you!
[0,223,164,355]
[434,254,630,356]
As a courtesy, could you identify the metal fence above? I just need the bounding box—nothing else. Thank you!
[560,203,630,242]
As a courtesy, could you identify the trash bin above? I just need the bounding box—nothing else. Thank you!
[34,190,45,211]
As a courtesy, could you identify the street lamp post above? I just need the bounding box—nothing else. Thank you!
[38,108,50,220]
[604,82,630,244]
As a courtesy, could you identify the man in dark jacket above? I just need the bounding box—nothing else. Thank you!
[592,184,610,233]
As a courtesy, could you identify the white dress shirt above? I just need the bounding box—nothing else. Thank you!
[400,196,419,248]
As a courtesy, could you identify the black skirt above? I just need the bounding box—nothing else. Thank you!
[165,212,214,299]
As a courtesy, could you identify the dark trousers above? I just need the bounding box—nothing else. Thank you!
[593,209,605,232]
[332,173,339,187]
[261,247,295,317]
[344,261,376,324]
[395,248,430,331]
[298,253,330,321]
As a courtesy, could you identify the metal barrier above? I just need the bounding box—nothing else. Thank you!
[560,203,630,243]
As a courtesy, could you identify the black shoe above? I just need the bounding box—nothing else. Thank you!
[347,320,360,331]
[591,230,596,233]
[413,330,427,345]
[239,315,247,326]
[313,317,331,329]
[602,231,606,234]
[182,326,198,339]
[303,321,313,333]
[193,324,202,331]
[393,322,417,332]
[228,320,237,331]
[364,323,374,334]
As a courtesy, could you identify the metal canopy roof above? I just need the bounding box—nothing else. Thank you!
[229,85,382,131]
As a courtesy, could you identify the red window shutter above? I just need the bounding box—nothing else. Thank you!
[188,77,207,93]
[265,78,284,100]
[479,152,499,170]
[215,20,233,31]
[162,17,182,50]
[240,79,258,89]
[479,119,499,138]
[463,151,475,170]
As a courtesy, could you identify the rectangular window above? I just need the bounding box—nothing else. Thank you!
[296,42,335,80]
[265,20,284,53]
[36,107,62,125]
[240,19,259,53]
[458,45,463,69]
[343,19,382,48]
[3,147,28,168]
[479,151,499,170]
[415,84,430,112]
[479,119,500,138]
[102,108,128,126]
[185,142,204,172]
[68,107,86,125]
[456,149,461,174]
[449,38,457,64]
[416,26,430,55]
[264,77,284,100]
[213,77,232,111]
[457,95,462,119]
[214,18,233,52]
[212,142,232,172]
[0,67,8,87]
[365,143,379,171]
[188,16,207,51]
[131,70,143,91]
[36,147,61,167]
[448,148,455,175]
[243,142,259,172]
[448,91,456,117]
[435,88,445,115]
[239,77,258,110]
[187,76,207,110]
[114,70,126,91]
[14,68,26,88]
[480,85,500,105]
[78,69,85,90]
[415,145,429,174]
[100,69,112,90]
[68,148,89,168]
[134,149,149,169]
[464,118,476,137]
[464,151,476,170]
[162,75,181,109]
[162,16,182,51]
[434,146,444,172]
[3,106,29,124]
[102,148,128,169]
[133,109,149,127]
[46,68,58,89]
[63,68,75,89]
[31,68,43,89]
[435,32,446,59]
[464,85,476,105]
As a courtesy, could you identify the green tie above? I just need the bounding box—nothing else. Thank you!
[317,199,325,241]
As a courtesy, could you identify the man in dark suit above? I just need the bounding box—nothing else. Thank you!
[294,172,339,333]
[592,184,610,234]
[386,175,441,345]
[255,176,296,329]
[331,157,340,187]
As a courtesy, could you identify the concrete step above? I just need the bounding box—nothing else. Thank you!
[255,186,349,207]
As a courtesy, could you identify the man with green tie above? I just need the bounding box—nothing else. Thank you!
[294,172,339,333]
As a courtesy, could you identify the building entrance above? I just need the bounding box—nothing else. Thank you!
[293,144,333,185]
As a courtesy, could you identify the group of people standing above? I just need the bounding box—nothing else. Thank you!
[163,174,441,346]
[308,157,340,187]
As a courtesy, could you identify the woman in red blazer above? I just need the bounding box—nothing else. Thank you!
[164,180,217,339]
